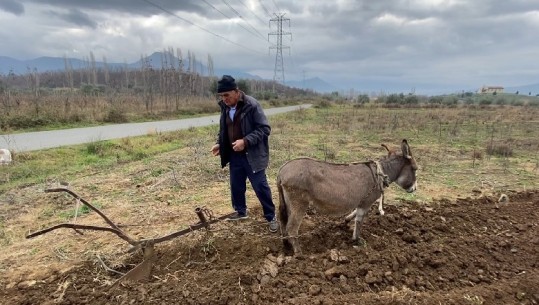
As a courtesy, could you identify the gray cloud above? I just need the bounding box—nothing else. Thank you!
[23,0,207,16]
[0,0,25,15]
[48,8,98,28]
[1,0,539,94]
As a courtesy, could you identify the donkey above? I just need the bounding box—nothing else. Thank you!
[277,139,418,255]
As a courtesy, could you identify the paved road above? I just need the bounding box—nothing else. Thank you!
[0,104,311,152]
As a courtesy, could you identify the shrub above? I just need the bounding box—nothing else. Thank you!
[486,143,513,157]
[442,96,458,105]
[428,96,443,104]
[236,79,250,95]
[386,94,402,104]
[3,115,55,129]
[472,150,483,160]
[404,95,419,104]
[494,97,507,105]
[356,94,369,104]
[479,98,492,105]
[103,108,128,123]
[85,141,112,156]
[314,99,332,108]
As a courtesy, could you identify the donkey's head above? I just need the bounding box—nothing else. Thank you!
[382,139,418,193]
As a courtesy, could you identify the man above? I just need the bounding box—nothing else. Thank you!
[211,75,279,233]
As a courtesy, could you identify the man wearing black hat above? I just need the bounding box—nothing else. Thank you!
[211,75,279,233]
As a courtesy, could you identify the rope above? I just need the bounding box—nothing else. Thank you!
[374,161,389,189]
[373,161,389,213]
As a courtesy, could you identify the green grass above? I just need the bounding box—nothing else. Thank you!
[265,104,539,200]
[1,103,538,202]
[0,127,209,194]
[58,201,102,220]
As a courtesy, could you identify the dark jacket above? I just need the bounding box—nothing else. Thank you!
[217,92,271,173]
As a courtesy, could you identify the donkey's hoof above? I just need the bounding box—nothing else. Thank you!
[354,238,366,247]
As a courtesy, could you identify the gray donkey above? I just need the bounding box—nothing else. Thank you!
[277,139,418,255]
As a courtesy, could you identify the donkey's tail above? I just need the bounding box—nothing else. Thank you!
[277,175,292,251]
[277,175,288,229]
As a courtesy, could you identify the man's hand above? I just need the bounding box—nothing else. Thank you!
[211,144,220,156]
[232,139,245,152]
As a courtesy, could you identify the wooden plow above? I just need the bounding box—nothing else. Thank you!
[26,188,235,287]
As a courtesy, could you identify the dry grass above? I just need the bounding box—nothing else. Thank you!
[0,94,220,131]
[0,103,538,285]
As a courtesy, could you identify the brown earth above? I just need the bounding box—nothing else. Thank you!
[1,190,538,305]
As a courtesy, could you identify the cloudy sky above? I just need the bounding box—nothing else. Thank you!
[1,0,539,94]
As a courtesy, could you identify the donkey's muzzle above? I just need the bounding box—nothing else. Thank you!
[406,182,417,193]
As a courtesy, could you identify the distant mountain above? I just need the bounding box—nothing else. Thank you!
[505,83,539,96]
[214,69,263,81]
[0,52,266,80]
[286,77,338,93]
[125,52,263,80]
[0,55,123,75]
[0,52,337,93]
[0,52,204,75]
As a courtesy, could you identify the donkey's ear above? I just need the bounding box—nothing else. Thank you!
[401,139,412,159]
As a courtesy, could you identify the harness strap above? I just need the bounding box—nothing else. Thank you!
[374,161,390,188]
[363,161,390,207]
[373,161,390,208]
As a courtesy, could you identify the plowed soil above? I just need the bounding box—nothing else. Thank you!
[1,190,538,305]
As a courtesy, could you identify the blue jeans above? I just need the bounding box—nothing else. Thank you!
[229,153,275,221]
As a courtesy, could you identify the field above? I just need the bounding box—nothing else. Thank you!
[0,104,538,304]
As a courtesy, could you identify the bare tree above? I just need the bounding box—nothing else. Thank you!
[90,51,97,86]
[103,55,110,87]
[140,54,154,112]
[26,67,41,115]
[63,55,74,89]
[175,48,184,110]
[82,55,91,84]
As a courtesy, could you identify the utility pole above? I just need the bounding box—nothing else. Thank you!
[268,13,291,91]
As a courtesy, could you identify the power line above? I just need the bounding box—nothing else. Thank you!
[270,0,280,13]
[220,0,267,40]
[141,0,264,55]
[235,0,267,25]
[201,0,267,42]
[258,0,272,18]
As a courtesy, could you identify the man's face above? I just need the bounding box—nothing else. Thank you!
[219,89,239,107]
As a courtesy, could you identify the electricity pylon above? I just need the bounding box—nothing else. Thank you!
[269,13,291,89]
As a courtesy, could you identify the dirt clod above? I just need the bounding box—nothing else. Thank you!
[1,190,538,305]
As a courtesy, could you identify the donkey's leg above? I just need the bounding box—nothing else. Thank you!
[279,190,293,253]
[286,201,308,256]
[344,209,356,222]
[281,217,293,253]
[377,195,385,216]
[352,207,366,241]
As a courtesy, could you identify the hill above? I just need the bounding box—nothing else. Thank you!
[0,52,337,93]
[505,83,539,96]
[286,77,337,93]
